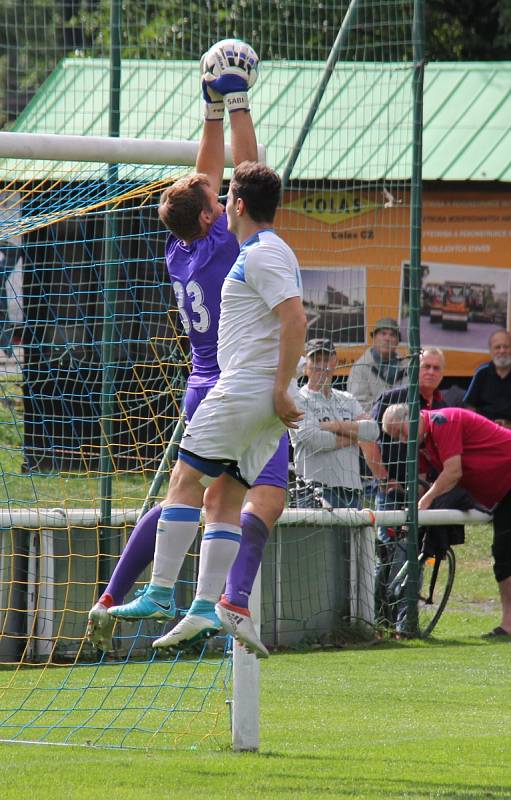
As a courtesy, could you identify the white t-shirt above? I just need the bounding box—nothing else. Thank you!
[291,385,364,489]
[217,229,302,374]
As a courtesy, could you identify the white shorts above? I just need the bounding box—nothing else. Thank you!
[179,371,297,486]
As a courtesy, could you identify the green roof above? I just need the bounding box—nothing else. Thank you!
[7,59,511,182]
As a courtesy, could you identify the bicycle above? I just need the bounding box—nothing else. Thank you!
[287,475,327,509]
[289,476,457,638]
[376,526,456,639]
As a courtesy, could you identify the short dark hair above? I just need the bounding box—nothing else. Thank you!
[158,173,212,241]
[230,161,281,223]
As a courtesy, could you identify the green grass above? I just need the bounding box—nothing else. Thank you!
[3,523,511,799]
[450,523,498,609]
[0,376,161,508]
[3,636,511,799]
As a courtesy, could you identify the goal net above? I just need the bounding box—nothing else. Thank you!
[0,0,424,750]
[0,148,236,748]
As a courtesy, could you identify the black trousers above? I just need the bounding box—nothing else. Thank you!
[492,489,511,583]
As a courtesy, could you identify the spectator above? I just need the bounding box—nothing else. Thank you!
[347,317,407,413]
[464,329,511,429]
[365,348,475,631]
[290,338,374,509]
[382,404,511,638]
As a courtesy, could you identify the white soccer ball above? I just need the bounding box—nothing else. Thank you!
[201,38,259,89]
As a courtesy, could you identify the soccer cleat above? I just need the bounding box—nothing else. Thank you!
[86,598,115,652]
[153,601,221,650]
[215,595,269,659]
[108,583,176,621]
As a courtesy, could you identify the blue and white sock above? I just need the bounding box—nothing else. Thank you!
[195,522,242,603]
[151,504,201,588]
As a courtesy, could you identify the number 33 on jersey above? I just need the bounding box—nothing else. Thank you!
[173,279,211,334]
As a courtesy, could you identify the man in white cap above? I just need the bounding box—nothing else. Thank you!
[290,338,375,509]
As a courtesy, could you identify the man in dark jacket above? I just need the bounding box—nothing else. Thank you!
[464,329,511,428]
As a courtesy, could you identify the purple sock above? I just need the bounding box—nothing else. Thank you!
[104,504,162,604]
[225,512,269,608]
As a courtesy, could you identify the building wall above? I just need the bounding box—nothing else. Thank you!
[277,182,511,377]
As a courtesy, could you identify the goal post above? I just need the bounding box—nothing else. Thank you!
[0,135,244,749]
[0,117,286,749]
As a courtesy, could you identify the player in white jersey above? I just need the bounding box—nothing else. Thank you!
[217,230,303,374]
[109,160,307,657]
[181,219,303,476]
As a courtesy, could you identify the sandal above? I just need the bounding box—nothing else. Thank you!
[482,626,511,639]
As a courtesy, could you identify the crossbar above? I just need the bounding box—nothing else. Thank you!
[0,131,265,166]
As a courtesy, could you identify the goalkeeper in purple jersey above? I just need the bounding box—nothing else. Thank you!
[87,41,290,658]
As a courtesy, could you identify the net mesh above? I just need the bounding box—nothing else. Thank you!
[0,0,420,748]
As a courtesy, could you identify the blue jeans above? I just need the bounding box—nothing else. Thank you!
[296,482,362,509]
[375,488,408,632]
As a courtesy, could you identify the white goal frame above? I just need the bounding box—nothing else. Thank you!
[0,131,265,167]
[0,131,269,752]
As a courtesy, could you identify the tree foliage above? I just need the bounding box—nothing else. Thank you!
[1,0,510,128]
[426,0,511,61]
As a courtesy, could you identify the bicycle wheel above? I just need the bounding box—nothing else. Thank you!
[417,546,456,638]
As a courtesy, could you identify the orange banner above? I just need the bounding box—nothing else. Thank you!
[276,187,511,377]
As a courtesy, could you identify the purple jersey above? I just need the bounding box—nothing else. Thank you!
[165,213,239,388]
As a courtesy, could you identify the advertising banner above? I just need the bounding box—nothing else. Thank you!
[277,188,511,376]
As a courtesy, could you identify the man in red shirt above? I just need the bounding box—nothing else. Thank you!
[382,404,511,638]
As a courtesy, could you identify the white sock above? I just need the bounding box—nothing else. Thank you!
[151,504,201,588]
[195,523,242,603]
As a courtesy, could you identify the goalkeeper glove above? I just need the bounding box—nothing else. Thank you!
[200,52,225,120]
[201,39,259,113]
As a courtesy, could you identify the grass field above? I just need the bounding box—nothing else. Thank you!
[0,373,167,509]
[3,523,511,799]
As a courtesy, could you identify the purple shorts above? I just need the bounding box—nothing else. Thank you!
[184,384,288,490]
[252,433,289,490]
[184,384,211,424]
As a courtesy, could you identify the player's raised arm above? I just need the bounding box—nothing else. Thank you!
[195,51,226,195]
[230,107,258,166]
[199,39,259,183]
[195,122,224,197]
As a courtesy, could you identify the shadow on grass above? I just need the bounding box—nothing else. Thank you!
[371,635,508,650]
[266,633,511,656]
[227,752,511,799]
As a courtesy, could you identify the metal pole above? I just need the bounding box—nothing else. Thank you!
[99,0,122,587]
[405,0,426,636]
[136,415,185,521]
[281,0,362,189]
